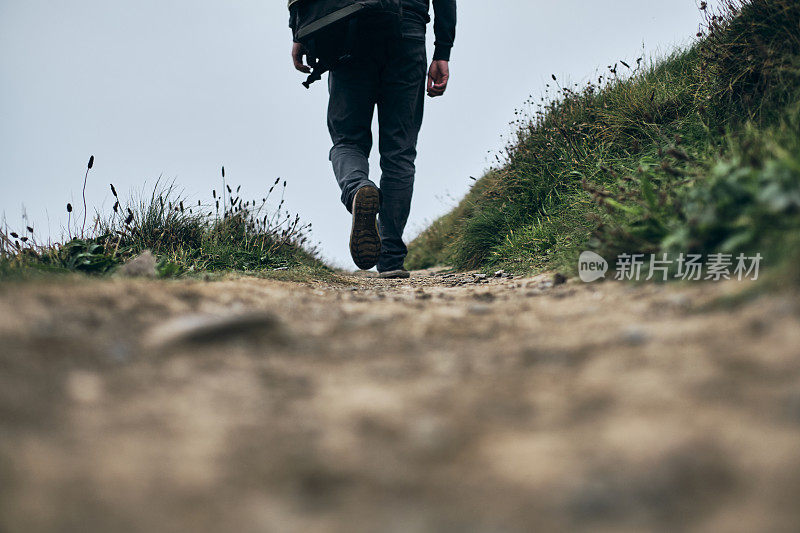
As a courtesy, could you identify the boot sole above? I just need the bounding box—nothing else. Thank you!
[350,187,381,270]
[378,270,411,279]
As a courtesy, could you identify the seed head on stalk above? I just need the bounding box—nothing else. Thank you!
[66,203,73,239]
[81,155,95,237]
[221,166,227,219]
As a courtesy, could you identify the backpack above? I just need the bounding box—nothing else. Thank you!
[289,0,402,88]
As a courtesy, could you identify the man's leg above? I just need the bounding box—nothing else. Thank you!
[328,55,380,212]
[376,33,427,273]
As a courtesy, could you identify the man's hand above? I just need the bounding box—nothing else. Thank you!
[427,60,450,97]
[292,42,313,74]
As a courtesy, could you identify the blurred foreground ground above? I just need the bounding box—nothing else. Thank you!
[1,271,799,532]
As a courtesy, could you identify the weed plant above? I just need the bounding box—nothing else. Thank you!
[1,162,321,279]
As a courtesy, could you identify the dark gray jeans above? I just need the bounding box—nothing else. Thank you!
[327,18,427,272]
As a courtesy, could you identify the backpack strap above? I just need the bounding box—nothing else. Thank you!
[302,17,360,89]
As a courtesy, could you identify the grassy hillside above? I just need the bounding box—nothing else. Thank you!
[408,0,800,282]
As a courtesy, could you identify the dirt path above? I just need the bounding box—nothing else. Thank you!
[1,271,799,532]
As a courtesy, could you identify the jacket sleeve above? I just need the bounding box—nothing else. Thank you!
[289,9,299,41]
[432,0,456,61]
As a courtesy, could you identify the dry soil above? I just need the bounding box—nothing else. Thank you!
[1,270,799,532]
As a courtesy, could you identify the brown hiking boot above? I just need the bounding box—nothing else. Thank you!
[350,186,381,270]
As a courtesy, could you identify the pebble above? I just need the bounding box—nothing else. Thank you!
[665,293,691,310]
[620,326,649,346]
[468,304,491,315]
[117,250,158,278]
[408,416,456,458]
[146,312,282,348]
[66,371,103,404]
[108,342,132,363]
[551,291,572,299]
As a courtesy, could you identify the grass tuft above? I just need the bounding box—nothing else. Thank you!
[1,169,327,280]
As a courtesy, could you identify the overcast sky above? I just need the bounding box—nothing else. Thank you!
[0,1,705,268]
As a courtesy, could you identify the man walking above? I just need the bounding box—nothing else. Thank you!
[292,0,456,278]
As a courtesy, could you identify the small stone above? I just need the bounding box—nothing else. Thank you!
[108,342,132,363]
[620,326,649,346]
[146,312,282,348]
[494,270,505,278]
[117,250,158,278]
[473,274,488,283]
[473,292,496,302]
[553,273,568,286]
[665,293,691,310]
[523,349,572,367]
[748,318,768,335]
[66,371,103,404]
[468,304,491,315]
[408,416,456,458]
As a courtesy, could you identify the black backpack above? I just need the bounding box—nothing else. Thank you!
[289,0,402,88]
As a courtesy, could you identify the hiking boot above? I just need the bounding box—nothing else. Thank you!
[350,186,381,270]
[378,269,411,279]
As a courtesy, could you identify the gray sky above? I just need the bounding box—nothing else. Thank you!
[1,1,704,268]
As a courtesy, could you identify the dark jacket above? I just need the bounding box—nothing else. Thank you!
[290,0,456,62]
[402,0,456,61]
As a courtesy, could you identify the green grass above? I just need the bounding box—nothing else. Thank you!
[1,171,331,281]
[407,0,800,282]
